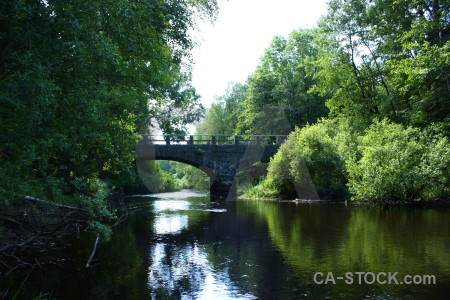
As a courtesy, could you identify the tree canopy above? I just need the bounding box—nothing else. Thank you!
[236,29,329,134]
[316,0,450,130]
[0,0,217,200]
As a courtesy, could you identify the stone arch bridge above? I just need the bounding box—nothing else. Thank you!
[136,134,286,199]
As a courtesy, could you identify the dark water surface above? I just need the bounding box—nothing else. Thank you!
[3,190,450,299]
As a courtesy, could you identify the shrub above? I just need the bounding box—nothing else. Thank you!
[250,119,351,200]
[247,177,283,198]
[347,120,450,203]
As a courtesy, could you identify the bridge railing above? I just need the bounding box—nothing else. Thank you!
[141,134,288,146]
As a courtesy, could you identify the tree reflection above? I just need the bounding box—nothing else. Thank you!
[248,201,450,298]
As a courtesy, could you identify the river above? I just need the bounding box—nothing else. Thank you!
[3,190,450,299]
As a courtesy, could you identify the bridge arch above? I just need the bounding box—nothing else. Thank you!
[152,155,216,178]
[136,134,286,198]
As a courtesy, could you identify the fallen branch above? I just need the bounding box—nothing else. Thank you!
[0,191,89,275]
[85,234,100,268]
[0,234,40,254]
[0,189,85,212]
[0,188,129,274]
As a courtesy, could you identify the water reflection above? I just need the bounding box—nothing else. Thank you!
[148,242,256,299]
[147,192,256,299]
[245,201,450,298]
[147,190,208,201]
[153,200,191,213]
[141,197,450,299]
[2,191,449,299]
[153,214,188,235]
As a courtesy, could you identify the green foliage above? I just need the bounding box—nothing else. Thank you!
[195,29,331,195]
[276,120,349,199]
[137,161,182,193]
[0,0,218,235]
[108,159,184,195]
[111,160,209,195]
[316,0,450,131]
[314,0,396,123]
[73,177,116,239]
[106,164,146,194]
[235,162,270,195]
[196,29,327,137]
[250,118,450,203]
[247,178,286,198]
[199,0,450,205]
[347,120,450,203]
[249,119,351,199]
[244,0,450,203]
[196,83,247,135]
[158,161,210,191]
[236,29,329,134]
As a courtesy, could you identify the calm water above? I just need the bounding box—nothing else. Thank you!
[3,190,450,299]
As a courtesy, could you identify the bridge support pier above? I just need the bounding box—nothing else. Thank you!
[210,174,236,199]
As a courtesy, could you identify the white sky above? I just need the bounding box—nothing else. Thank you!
[190,0,329,108]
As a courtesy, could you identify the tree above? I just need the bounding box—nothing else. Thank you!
[314,0,395,124]
[196,82,247,136]
[0,0,217,199]
[383,0,450,129]
[236,29,329,134]
[316,0,450,132]
[248,119,350,199]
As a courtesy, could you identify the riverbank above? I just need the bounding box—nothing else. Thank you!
[238,193,450,208]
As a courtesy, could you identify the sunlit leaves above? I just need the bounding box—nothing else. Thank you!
[250,119,351,199]
[196,83,247,136]
[317,0,450,129]
[347,120,450,203]
[236,29,329,134]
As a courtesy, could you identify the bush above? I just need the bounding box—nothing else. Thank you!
[249,119,351,200]
[247,178,282,198]
[347,120,450,203]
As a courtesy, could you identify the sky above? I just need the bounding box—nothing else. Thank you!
[190,0,330,108]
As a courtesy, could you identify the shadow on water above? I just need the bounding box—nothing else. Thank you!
[1,190,449,299]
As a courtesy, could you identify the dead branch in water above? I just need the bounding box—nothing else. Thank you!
[0,189,128,276]
[0,190,90,276]
[85,234,100,268]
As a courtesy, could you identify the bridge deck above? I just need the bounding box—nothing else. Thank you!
[142,134,287,146]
